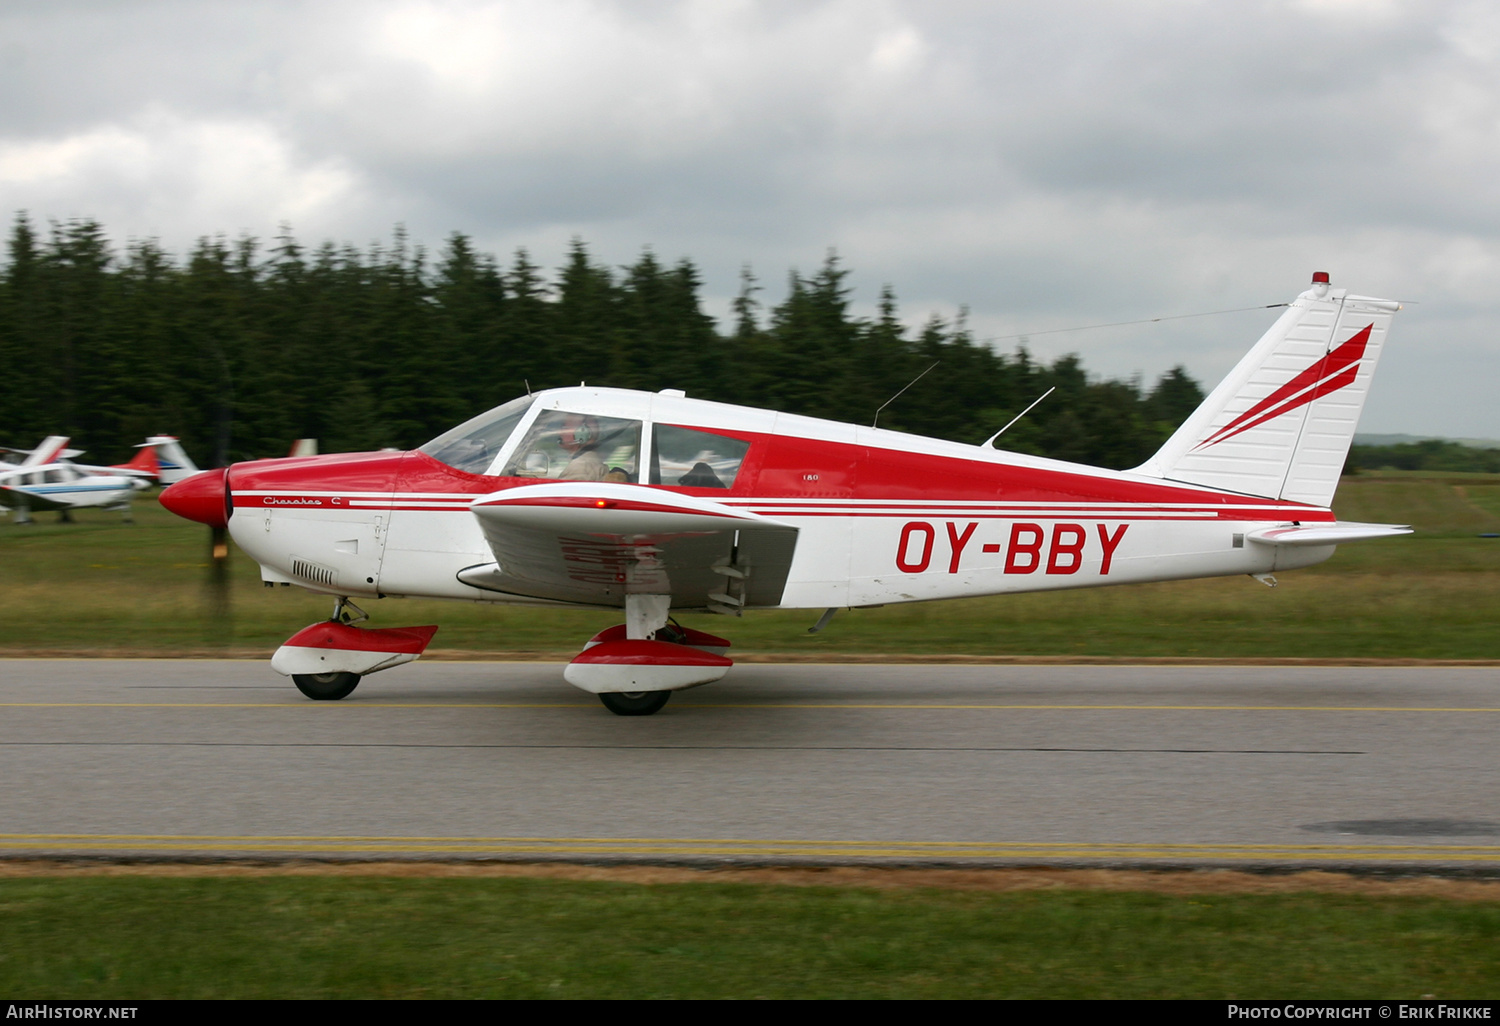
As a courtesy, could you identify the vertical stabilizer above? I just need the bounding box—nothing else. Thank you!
[1134,273,1399,507]
[19,436,70,468]
[114,445,160,476]
[144,436,202,484]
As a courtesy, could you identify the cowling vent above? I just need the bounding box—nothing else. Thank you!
[291,558,337,588]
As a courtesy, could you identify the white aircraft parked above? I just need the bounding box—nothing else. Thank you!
[161,272,1410,713]
[1,435,202,522]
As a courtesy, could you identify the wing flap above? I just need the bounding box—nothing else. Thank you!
[466,483,799,608]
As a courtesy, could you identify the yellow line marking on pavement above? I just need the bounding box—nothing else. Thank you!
[648,702,1476,712]
[0,702,589,708]
[1,702,1497,712]
[0,834,1496,862]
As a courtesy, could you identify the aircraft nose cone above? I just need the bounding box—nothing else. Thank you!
[159,467,229,528]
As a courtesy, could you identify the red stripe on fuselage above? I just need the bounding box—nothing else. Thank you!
[225,429,1328,516]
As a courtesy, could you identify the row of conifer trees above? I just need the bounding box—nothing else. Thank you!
[0,214,1205,469]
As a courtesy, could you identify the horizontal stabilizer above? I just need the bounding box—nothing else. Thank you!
[1246,521,1412,547]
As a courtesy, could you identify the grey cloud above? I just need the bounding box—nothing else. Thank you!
[0,0,1496,433]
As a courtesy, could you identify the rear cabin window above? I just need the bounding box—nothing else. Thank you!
[501,410,643,482]
[651,425,751,489]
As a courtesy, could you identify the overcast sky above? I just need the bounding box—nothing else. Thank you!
[2,0,1497,435]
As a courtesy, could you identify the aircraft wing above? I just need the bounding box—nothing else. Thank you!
[0,484,70,511]
[459,483,799,612]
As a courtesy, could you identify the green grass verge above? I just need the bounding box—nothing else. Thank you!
[1,876,1497,999]
[2,475,1499,658]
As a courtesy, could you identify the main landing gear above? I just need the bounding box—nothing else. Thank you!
[565,603,735,716]
[586,622,725,715]
[269,593,735,716]
[292,671,361,701]
[597,690,673,716]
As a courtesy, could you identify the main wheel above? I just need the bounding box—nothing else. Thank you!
[292,671,361,700]
[598,690,671,716]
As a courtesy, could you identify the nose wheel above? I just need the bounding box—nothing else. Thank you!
[292,671,361,700]
[598,691,671,716]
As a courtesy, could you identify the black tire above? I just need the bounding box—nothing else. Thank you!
[598,690,671,716]
[292,671,361,700]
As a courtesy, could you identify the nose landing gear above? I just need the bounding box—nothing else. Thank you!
[270,598,439,701]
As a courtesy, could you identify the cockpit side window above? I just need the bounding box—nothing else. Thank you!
[650,425,751,489]
[419,395,533,475]
[502,410,642,482]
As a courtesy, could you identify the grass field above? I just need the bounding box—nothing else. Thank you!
[1,873,1498,999]
[2,473,1499,657]
[4,479,1498,1000]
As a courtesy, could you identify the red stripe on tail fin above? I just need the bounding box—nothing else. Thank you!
[114,446,160,475]
[1192,324,1371,451]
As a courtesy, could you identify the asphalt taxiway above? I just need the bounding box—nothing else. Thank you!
[2,659,1497,871]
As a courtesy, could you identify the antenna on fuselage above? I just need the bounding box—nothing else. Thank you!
[524,379,532,396]
[984,386,1055,448]
[873,362,939,429]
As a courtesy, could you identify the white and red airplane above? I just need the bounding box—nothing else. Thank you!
[2,436,149,521]
[0,434,203,522]
[161,272,1408,714]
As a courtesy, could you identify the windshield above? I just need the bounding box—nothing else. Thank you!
[418,395,534,475]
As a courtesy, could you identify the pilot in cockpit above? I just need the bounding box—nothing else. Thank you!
[499,409,641,481]
[557,414,606,481]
